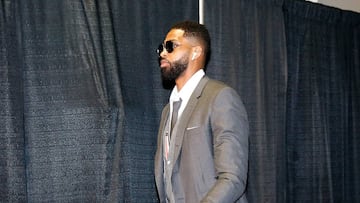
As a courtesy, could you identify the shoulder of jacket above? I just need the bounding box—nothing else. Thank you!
[205,78,229,92]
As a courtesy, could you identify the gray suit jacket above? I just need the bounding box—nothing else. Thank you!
[155,76,249,203]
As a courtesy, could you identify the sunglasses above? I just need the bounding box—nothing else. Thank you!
[157,41,176,56]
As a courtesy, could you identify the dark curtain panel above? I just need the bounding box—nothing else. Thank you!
[0,0,197,202]
[109,1,197,202]
[204,0,287,202]
[0,1,26,202]
[284,1,360,202]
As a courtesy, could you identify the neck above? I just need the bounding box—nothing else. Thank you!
[175,68,203,91]
[176,58,205,91]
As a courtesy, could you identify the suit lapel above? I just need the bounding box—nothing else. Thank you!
[154,104,169,197]
[172,76,209,163]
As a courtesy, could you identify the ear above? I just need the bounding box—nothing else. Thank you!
[192,53,197,60]
[191,46,203,60]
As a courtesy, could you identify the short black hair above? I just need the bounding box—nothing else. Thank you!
[170,21,211,66]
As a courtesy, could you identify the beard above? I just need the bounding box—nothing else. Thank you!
[160,55,188,83]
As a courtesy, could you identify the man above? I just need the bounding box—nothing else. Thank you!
[154,21,249,203]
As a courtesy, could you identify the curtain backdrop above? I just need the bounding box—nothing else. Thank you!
[1,0,359,202]
[1,0,197,202]
[204,0,288,202]
[283,1,360,202]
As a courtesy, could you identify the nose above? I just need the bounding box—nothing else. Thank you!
[159,49,167,58]
[157,45,165,57]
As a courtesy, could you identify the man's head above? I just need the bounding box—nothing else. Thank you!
[169,21,211,62]
[157,21,211,86]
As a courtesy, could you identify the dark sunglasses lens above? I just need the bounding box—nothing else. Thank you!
[157,44,163,55]
[157,41,174,55]
[165,41,174,53]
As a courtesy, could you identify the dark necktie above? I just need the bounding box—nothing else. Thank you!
[171,99,182,131]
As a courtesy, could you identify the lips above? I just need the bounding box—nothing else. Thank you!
[160,58,170,68]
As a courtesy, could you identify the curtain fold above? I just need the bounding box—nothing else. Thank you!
[283,0,360,202]
[17,0,125,202]
[204,1,287,202]
[0,1,27,202]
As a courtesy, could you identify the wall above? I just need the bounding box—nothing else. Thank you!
[308,0,360,13]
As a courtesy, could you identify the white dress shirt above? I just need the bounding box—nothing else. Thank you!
[169,69,205,122]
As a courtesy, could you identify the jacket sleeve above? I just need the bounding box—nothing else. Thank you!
[201,87,249,203]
